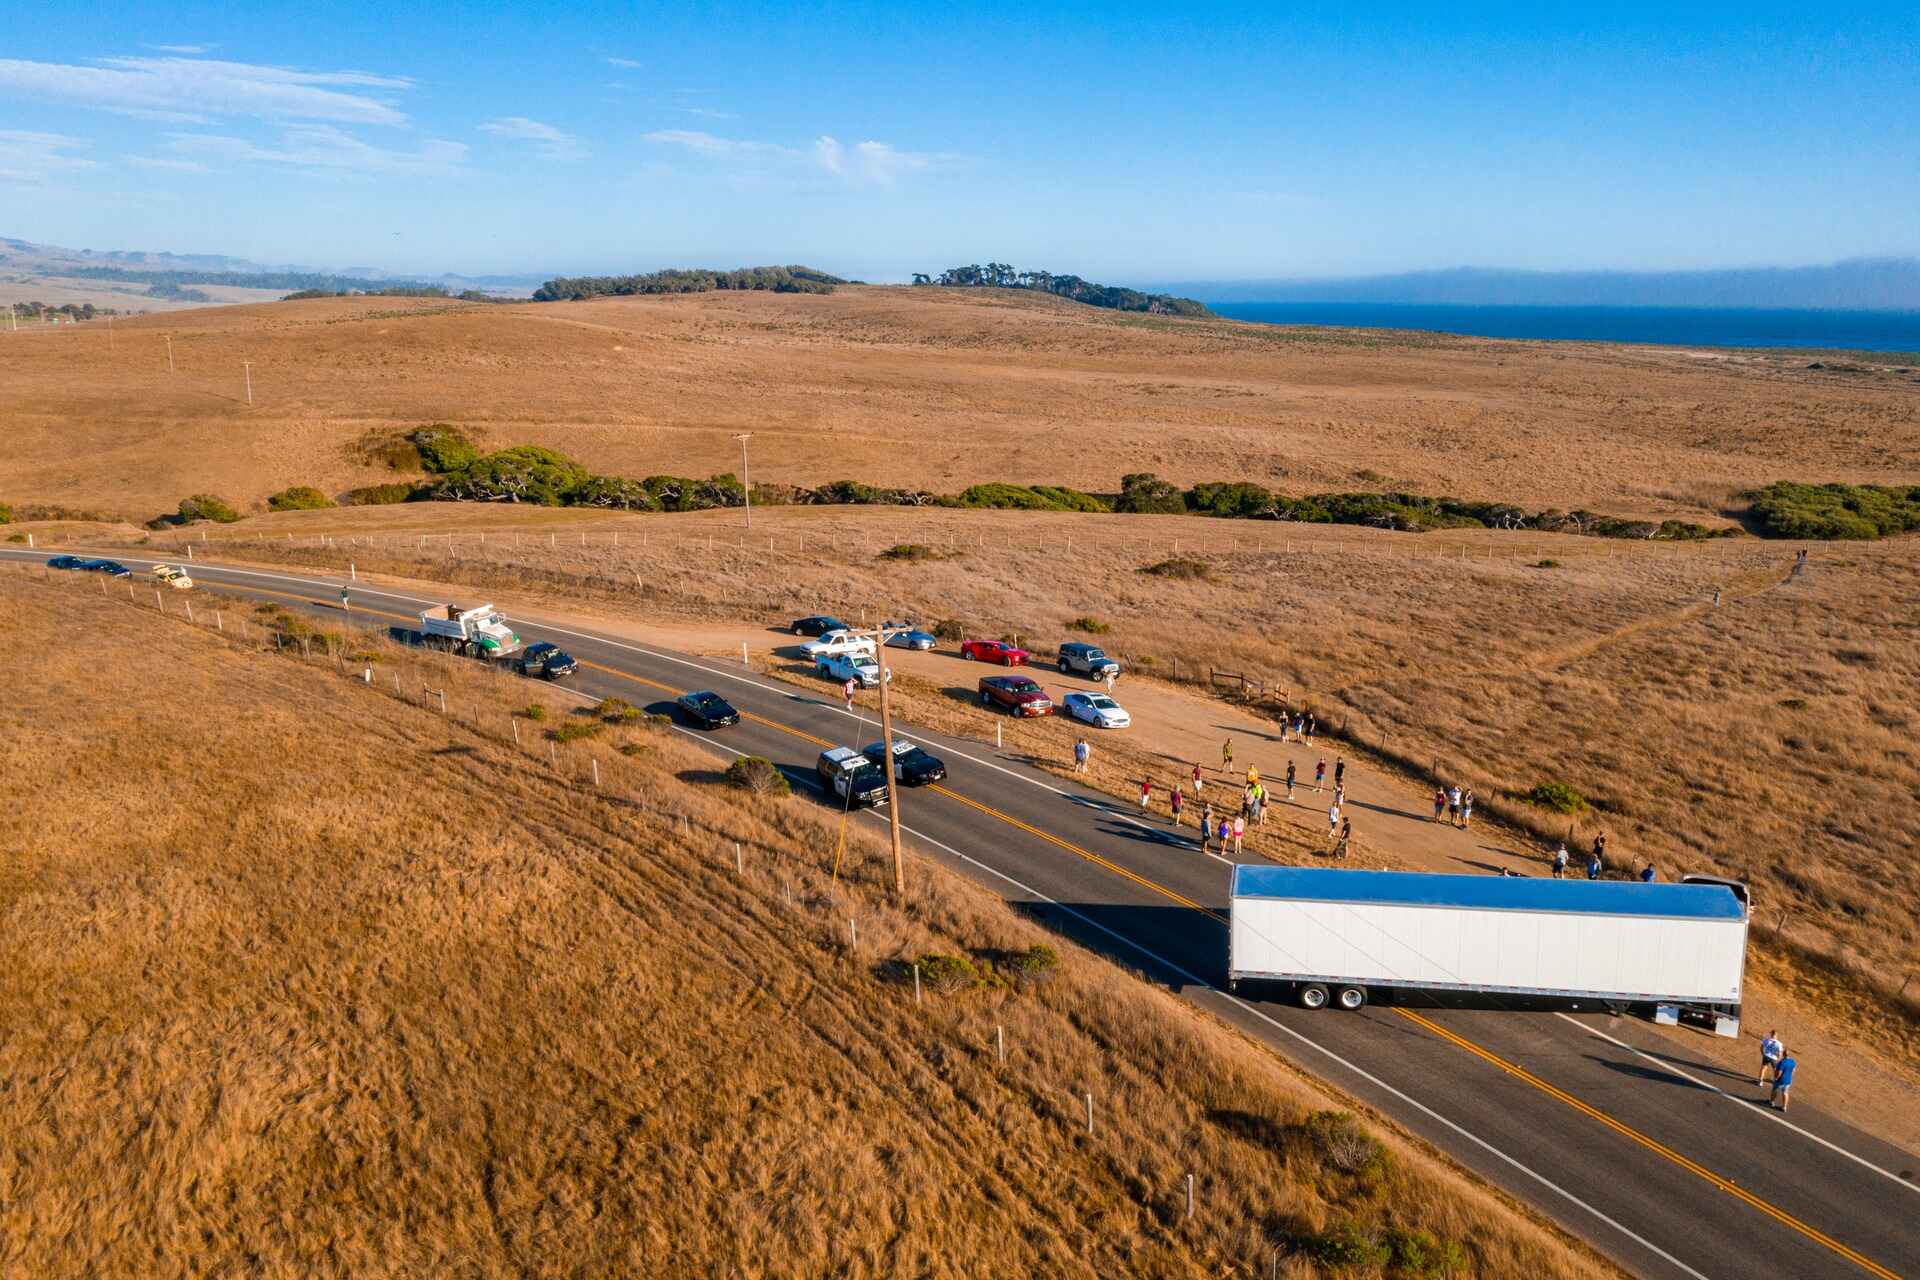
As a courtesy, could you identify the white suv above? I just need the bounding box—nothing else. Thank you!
[817,652,889,687]
[800,629,876,660]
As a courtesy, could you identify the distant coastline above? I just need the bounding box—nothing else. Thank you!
[1209,301,1920,353]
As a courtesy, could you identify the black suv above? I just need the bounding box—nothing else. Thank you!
[790,615,851,637]
[816,747,890,808]
[511,642,578,680]
[863,740,947,786]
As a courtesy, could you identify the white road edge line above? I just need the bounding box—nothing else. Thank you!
[1552,1012,1919,1195]
[663,715,1714,1280]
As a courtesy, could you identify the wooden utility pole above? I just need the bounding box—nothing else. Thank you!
[243,361,253,405]
[875,627,907,898]
[732,432,753,530]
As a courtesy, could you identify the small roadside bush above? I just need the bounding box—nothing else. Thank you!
[879,543,938,562]
[1531,558,1560,569]
[0,502,12,524]
[594,696,641,723]
[1004,943,1059,989]
[339,482,421,506]
[1141,556,1211,581]
[267,485,336,511]
[914,953,980,994]
[1065,616,1109,634]
[931,618,967,641]
[548,720,602,743]
[725,755,789,796]
[177,493,241,524]
[522,703,548,721]
[1300,1110,1389,1177]
[1525,781,1589,815]
[6,533,26,543]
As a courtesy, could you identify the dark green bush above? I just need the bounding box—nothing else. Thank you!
[953,482,1106,512]
[433,445,589,506]
[1187,481,1278,519]
[339,482,423,505]
[177,493,241,524]
[1005,943,1060,988]
[1141,557,1211,581]
[0,502,13,524]
[1301,1221,1390,1268]
[931,618,967,640]
[1525,781,1589,815]
[572,474,663,511]
[595,696,643,723]
[6,533,25,543]
[1300,1110,1389,1177]
[1065,616,1109,633]
[548,720,602,743]
[879,543,938,561]
[1748,481,1920,540]
[267,485,336,511]
[408,424,480,474]
[725,755,789,796]
[522,703,548,721]
[1532,558,1560,569]
[1113,473,1189,515]
[914,953,980,994]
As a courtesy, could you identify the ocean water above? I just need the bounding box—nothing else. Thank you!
[1208,302,1920,354]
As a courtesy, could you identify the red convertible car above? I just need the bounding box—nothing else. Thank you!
[960,639,1030,666]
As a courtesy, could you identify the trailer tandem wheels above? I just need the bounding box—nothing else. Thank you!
[1227,867,1749,1035]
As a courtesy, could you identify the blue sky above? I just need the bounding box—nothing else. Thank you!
[1,3,1915,281]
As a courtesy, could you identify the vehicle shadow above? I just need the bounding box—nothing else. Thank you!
[1585,1054,1718,1093]
[1009,900,1227,992]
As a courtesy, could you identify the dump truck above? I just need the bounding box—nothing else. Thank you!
[387,603,522,658]
[1227,866,1748,1035]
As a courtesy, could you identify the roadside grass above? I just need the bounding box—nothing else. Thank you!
[0,566,1612,1278]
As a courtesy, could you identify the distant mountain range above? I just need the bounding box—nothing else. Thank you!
[1152,258,1920,311]
[0,238,545,295]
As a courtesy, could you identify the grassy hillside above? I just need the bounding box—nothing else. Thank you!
[0,567,1609,1278]
[1,286,1917,522]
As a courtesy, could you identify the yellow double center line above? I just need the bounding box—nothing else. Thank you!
[1398,1010,1900,1279]
[188,576,1899,1278]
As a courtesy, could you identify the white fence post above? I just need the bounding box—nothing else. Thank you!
[735,842,744,874]
[912,963,922,1005]
[1085,1093,1095,1135]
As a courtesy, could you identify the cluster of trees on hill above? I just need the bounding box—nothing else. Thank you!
[281,286,498,302]
[5,300,119,320]
[532,266,844,302]
[1748,481,1920,540]
[67,267,439,292]
[911,263,1212,317]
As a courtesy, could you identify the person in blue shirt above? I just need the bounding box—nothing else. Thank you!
[1585,854,1602,881]
[1770,1053,1798,1111]
[1639,864,1657,882]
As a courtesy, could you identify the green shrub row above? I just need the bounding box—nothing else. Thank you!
[1748,481,1920,540]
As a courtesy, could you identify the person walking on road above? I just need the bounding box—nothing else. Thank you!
[1285,760,1297,801]
[1639,863,1658,883]
[1073,737,1090,774]
[1759,1030,1784,1086]
[1552,844,1570,878]
[1433,788,1447,822]
[1197,811,1212,855]
[1334,757,1346,789]
[1217,815,1233,855]
[1460,788,1475,830]
[1328,800,1341,839]
[1222,736,1234,771]
[1314,758,1327,793]
[1770,1053,1798,1111]
[1592,832,1609,870]
[1305,713,1316,741]
[1139,778,1152,813]
[1335,817,1353,860]
[1192,762,1204,797]
[1333,781,1345,811]
[1231,813,1245,857]
[1447,785,1463,826]
[1585,852,1603,881]
[843,677,857,712]
[1170,785,1184,827]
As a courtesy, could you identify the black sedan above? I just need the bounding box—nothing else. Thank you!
[83,559,133,577]
[676,690,740,729]
[790,615,851,637]
[47,556,88,570]
[863,739,947,786]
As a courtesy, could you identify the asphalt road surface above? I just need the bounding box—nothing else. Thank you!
[13,547,1917,1280]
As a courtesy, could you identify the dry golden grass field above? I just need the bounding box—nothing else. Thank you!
[2,286,1918,521]
[0,568,1612,1278]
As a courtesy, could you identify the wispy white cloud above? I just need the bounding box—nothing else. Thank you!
[643,128,941,186]
[0,130,96,183]
[478,115,585,160]
[0,55,413,126]
[674,106,735,120]
[167,125,466,175]
[144,44,212,55]
[124,154,210,173]
[606,56,642,69]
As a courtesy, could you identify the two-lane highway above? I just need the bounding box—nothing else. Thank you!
[12,547,1916,1280]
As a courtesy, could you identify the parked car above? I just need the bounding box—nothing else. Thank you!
[150,564,194,590]
[1057,642,1120,680]
[47,556,87,570]
[1062,691,1131,729]
[881,621,936,650]
[817,652,888,687]
[510,641,577,680]
[84,559,132,577]
[790,615,851,637]
[676,689,740,728]
[816,747,890,808]
[979,675,1053,716]
[863,739,947,785]
[960,639,1030,666]
[801,629,876,660]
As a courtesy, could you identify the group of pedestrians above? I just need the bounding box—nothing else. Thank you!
[1281,711,1317,742]
[1548,834,1614,880]
[1431,785,1475,828]
[1758,1029,1798,1111]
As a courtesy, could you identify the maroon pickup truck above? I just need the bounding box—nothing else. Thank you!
[979,675,1053,717]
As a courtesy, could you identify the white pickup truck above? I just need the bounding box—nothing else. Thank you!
[415,603,522,657]
[149,564,194,590]
[800,629,876,661]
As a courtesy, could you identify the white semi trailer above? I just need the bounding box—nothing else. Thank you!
[1227,866,1748,1035]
